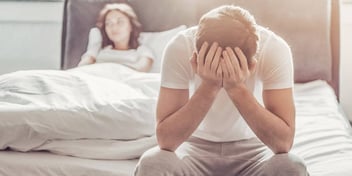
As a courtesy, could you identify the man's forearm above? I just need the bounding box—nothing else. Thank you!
[226,85,295,153]
[157,83,220,151]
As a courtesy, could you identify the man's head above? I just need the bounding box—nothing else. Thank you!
[196,5,259,62]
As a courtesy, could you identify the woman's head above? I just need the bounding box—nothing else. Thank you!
[97,3,141,49]
[196,5,259,62]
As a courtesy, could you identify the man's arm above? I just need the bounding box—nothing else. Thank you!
[156,42,223,151]
[156,84,220,152]
[222,47,295,154]
[227,86,295,153]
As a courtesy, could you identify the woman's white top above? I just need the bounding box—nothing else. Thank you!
[81,27,154,64]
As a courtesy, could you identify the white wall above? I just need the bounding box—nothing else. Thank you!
[340,2,352,121]
[0,1,63,75]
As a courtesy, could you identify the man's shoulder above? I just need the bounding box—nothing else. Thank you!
[166,26,197,53]
[254,25,292,70]
[256,25,289,52]
[175,26,197,42]
[256,25,273,42]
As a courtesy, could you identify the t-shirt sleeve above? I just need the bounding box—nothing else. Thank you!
[137,45,155,61]
[82,27,102,58]
[260,34,294,90]
[160,32,193,89]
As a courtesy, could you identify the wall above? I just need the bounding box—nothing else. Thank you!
[340,1,352,120]
[0,1,351,120]
[0,1,63,75]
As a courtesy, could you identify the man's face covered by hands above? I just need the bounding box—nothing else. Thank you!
[195,6,259,64]
[191,5,259,90]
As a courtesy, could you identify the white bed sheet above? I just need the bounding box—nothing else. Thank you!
[292,80,352,176]
[0,150,138,176]
[0,80,351,176]
[0,63,160,160]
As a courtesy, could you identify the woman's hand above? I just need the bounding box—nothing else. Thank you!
[78,55,96,66]
[190,42,223,91]
[221,47,256,92]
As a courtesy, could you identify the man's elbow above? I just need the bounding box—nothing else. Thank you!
[273,135,294,154]
[156,126,178,152]
[273,141,293,154]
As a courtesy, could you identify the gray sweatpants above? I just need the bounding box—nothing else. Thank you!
[134,137,308,176]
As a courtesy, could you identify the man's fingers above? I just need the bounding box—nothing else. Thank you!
[211,47,222,73]
[223,50,236,78]
[205,42,219,70]
[190,52,198,73]
[234,47,248,71]
[249,58,257,74]
[221,57,230,79]
[225,47,240,73]
[198,42,209,68]
[217,60,223,78]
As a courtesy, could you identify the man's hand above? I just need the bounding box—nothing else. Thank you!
[190,42,223,90]
[221,47,256,91]
[157,44,225,151]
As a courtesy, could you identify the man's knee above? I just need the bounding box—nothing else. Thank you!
[263,153,308,176]
[134,147,178,176]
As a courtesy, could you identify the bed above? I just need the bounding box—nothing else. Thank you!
[1,0,352,176]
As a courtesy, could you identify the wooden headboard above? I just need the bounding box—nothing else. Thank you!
[61,0,340,98]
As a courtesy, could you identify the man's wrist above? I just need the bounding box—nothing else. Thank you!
[199,81,221,94]
[224,83,248,97]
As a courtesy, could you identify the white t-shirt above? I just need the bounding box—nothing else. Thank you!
[81,27,154,64]
[160,26,294,142]
[96,45,154,64]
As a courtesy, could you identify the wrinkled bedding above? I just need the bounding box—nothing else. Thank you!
[292,80,352,175]
[0,63,159,159]
[1,65,352,176]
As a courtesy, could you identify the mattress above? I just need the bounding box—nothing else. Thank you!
[291,80,352,175]
[0,80,351,176]
[0,150,138,176]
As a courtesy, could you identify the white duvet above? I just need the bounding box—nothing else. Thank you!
[0,63,160,159]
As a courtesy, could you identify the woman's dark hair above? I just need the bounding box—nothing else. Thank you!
[196,5,259,62]
[96,3,142,49]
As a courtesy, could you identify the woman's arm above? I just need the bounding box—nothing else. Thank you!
[78,55,96,66]
[124,45,154,72]
[122,56,153,72]
[78,28,101,67]
[96,45,154,72]
[97,51,153,72]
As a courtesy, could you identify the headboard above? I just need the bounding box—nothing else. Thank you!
[61,0,340,98]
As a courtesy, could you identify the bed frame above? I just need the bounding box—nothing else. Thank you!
[61,0,340,99]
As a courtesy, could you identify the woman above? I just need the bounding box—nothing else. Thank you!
[78,3,154,72]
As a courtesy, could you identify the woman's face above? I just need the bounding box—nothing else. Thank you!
[105,10,132,46]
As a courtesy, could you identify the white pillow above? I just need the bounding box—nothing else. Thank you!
[139,25,187,73]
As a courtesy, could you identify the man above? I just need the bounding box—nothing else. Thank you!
[135,5,308,176]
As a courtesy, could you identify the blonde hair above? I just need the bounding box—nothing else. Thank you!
[96,3,142,49]
[196,5,259,62]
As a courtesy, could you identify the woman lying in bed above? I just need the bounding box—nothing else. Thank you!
[78,3,154,72]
